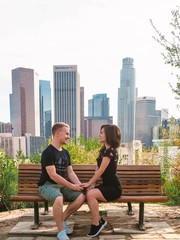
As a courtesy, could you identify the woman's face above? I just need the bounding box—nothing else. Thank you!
[99,127,106,144]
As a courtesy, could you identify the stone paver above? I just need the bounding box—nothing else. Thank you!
[6,238,34,240]
[150,222,175,234]
[113,227,144,234]
[99,235,126,239]
[36,237,56,240]
[161,233,180,239]
[71,238,94,240]
[9,221,57,236]
[130,234,163,239]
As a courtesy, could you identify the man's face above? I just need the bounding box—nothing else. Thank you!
[57,126,70,145]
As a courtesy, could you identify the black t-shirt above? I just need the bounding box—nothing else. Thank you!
[96,146,121,187]
[38,144,71,186]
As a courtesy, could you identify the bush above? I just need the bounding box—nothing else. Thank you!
[64,135,101,164]
[163,154,180,205]
[137,142,180,205]
[0,150,18,211]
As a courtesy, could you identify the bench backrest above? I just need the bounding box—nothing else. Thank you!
[17,164,163,196]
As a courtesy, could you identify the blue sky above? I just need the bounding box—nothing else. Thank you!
[0,0,179,124]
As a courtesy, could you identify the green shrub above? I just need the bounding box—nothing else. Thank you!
[0,150,18,211]
[64,135,101,164]
[164,154,180,205]
[138,142,180,205]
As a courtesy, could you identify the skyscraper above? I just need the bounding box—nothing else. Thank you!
[84,93,113,139]
[53,65,80,139]
[39,80,52,139]
[135,96,159,148]
[118,57,136,143]
[11,67,40,136]
[80,87,85,134]
[88,93,110,117]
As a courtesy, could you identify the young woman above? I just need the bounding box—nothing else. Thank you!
[81,124,122,237]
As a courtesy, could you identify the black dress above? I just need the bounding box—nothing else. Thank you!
[96,146,122,201]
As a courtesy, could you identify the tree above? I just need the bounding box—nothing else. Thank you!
[150,6,180,101]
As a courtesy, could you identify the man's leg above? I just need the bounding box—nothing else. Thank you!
[63,193,85,220]
[53,196,64,232]
[38,183,67,234]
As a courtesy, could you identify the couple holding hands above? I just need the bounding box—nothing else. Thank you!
[38,122,122,240]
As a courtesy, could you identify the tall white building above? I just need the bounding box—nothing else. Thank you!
[11,67,40,136]
[118,57,137,143]
[53,65,80,138]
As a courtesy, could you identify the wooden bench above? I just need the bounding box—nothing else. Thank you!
[10,164,168,231]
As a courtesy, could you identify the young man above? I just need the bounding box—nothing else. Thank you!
[38,122,85,240]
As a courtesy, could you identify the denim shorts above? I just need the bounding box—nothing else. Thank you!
[38,181,82,203]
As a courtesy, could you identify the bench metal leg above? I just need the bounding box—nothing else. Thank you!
[41,201,49,215]
[137,202,145,231]
[127,202,134,215]
[32,202,42,230]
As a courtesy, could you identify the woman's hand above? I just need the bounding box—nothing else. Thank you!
[81,182,95,191]
[86,184,95,191]
[81,182,91,188]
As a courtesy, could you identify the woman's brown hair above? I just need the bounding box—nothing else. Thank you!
[100,124,121,148]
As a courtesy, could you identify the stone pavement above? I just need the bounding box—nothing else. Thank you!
[6,203,180,239]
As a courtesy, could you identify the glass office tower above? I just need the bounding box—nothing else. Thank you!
[118,57,136,143]
[39,80,52,139]
[136,96,159,148]
[11,67,40,136]
[88,93,109,117]
[53,65,80,139]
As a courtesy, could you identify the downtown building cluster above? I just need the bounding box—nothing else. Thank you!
[0,58,179,161]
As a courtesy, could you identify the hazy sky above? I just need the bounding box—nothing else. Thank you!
[0,0,179,124]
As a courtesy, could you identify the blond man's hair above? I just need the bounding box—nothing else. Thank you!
[52,122,70,136]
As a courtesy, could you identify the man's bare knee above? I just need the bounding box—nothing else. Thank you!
[53,196,63,207]
[77,193,86,203]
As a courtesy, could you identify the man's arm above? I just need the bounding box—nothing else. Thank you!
[67,165,81,184]
[46,165,83,191]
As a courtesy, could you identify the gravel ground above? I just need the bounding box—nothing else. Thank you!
[0,203,179,239]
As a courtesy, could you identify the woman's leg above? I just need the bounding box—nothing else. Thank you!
[86,188,107,225]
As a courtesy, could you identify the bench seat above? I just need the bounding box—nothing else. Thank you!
[11,194,167,203]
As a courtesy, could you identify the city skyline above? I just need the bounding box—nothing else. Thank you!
[0,0,179,124]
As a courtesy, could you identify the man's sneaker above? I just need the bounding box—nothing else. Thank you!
[63,221,73,235]
[57,229,69,240]
[87,218,107,237]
